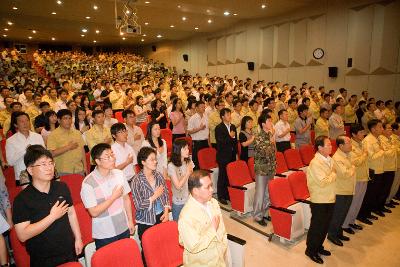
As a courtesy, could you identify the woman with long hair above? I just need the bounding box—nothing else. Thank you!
[239,116,255,162]
[169,98,186,141]
[168,139,194,221]
[74,107,90,134]
[150,98,167,129]
[142,122,168,178]
[123,88,135,111]
[134,95,148,126]
[41,110,59,144]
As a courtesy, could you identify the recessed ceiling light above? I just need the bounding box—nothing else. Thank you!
[182,16,187,21]
[57,0,62,4]
[7,22,13,25]
[233,13,238,16]
[144,1,150,4]
[194,27,199,30]
[52,12,57,15]
[82,28,88,33]
[122,37,126,40]
[4,28,8,31]
[51,37,55,40]
[86,16,91,19]
[207,19,212,23]
[93,5,98,10]
[142,34,146,37]
[12,7,18,10]
[170,25,174,28]
[177,5,181,8]
[120,32,124,36]
[144,22,149,25]
[141,38,144,42]
[93,40,97,43]
[32,30,37,34]
[81,34,85,37]
[95,30,100,34]
[261,4,267,9]
[156,34,162,38]
[125,10,130,14]
[206,9,210,13]
[224,11,230,16]
[28,36,32,39]
[3,35,7,37]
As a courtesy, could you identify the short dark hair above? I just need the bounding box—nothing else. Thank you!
[92,110,104,118]
[320,107,328,115]
[297,104,308,115]
[171,139,190,167]
[336,135,347,147]
[110,123,126,140]
[188,169,210,193]
[24,145,53,168]
[258,112,271,127]
[122,109,134,118]
[219,108,231,119]
[10,111,30,134]
[332,103,340,112]
[10,102,22,109]
[278,109,287,117]
[392,122,399,131]
[367,119,381,131]
[56,109,72,119]
[91,143,111,164]
[39,101,50,108]
[137,146,156,169]
[350,123,364,136]
[314,135,328,151]
[376,100,384,106]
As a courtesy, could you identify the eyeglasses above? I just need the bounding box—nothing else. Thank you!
[31,161,55,168]
[98,154,115,161]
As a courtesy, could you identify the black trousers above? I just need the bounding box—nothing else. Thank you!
[137,213,162,241]
[328,195,353,238]
[217,161,231,200]
[358,170,383,218]
[378,171,395,210]
[172,133,186,142]
[192,139,209,170]
[30,251,76,267]
[306,203,335,256]
[276,141,291,153]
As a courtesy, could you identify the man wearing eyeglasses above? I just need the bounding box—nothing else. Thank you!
[12,145,83,267]
[80,143,134,250]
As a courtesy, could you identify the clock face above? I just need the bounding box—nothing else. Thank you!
[313,48,324,59]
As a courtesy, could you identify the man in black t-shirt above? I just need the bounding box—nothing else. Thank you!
[12,145,83,267]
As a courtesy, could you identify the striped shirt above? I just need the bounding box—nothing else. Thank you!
[131,170,170,225]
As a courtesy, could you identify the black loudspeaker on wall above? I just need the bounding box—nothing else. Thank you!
[183,54,189,62]
[151,45,156,52]
[247,62,255,71]
[328,67,338,78]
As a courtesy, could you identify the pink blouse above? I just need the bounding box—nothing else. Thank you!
[169,111,185,134]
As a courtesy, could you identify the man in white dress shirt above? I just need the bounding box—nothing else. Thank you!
[122,110,144,155]
[329,104,345,139]
[187,101,209,169]
[275,109,292,152]
[6,111,45,186]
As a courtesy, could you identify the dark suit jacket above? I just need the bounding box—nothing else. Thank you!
[215,122,237,164]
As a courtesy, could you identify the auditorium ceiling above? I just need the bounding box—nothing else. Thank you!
[0,0,315,45]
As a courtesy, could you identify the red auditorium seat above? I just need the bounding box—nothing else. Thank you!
[165,179,173,206]
[226,160,255,214]
[58,262,83,267]
[91,239,144,267]
[287,171,312,229]
[283,149,305,171]
[60,174,85,204]
[299,144,315,166]
[10,229,29,267]
[74,202,93,246]
[3,167,16,189]
[198,147,219,194]
[268,178,305,242]
[142,221,183,267]
[1,139,6,164]
[345,126,351,137]
[139,122,148,137]
[160,128,173,156]
[85,152,91,174]
[275,152,290,177]
[114,111,124,123]
[310,130,315,144]
[330,139,337,155]
[247,157,255,180]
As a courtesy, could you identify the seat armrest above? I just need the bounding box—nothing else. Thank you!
[227,234,247,245]
[269,205,296,214]
[230,185,247,190]
[275,173,286,177]
[296,199,312,204]
[289,168,300,171]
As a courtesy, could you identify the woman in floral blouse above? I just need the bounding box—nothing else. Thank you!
[253,112,276,226]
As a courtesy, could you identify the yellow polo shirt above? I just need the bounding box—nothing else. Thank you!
[208,110,221,144]
[350,139,369,182]
[246,110,259,132]
[344,104,357,124]
[315,117,329,138]
[85,124,112,150]
[47,127,85,174]
[0,110,10,127]
[309,100,320,120]
[109,90,125,110]
[288,107,298,131]
[379,135,397,171]
[332,149,356,195]
[26,106,41,125]
[307,153,337,203]
[362,133,384,174]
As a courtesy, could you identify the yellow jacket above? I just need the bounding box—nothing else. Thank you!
[315,117,329,138]
[309,100,320,120]
[178,196,228,267]
[379,135,397,171]
[208,110,221,144]
[344,104,357,124]
[350,139,369,182]
[288,107,298,131]
[391,134,400,169]
[246,110,259,132]
[362,133,384,174]
[307,153,337,203]
[332,149,356,195]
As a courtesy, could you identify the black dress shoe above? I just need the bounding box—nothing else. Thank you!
[218,198,228,205]
[373,210,385,217]
[305,252,324,264]
[385,203,395,208]
[264,216,271,221]
[367,214,378,220]
[339,235,350,241]
[319,249,331,256]
[381,207,392,213]
[255,219,268,226]
[328,236,343,246]
[390,200,399,205]
[349,223,363,230]
[357,218,373,225]
[343,228,355,235]
[394,196,400,201]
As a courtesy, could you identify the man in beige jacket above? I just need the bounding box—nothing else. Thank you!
[305,135,336,264]
[178,170,228,267]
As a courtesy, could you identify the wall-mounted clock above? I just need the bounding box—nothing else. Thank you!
[313,48,324,60]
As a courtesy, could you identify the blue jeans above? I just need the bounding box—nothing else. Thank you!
[172,203,184,221]
[94,229,130,250]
